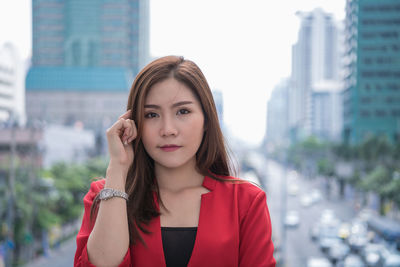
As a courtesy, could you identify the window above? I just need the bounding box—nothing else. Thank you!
[375,110,386,117]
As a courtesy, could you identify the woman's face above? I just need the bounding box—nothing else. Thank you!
[141,78,205,170]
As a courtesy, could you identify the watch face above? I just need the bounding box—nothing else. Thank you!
[101,189,112,200]
[99,188,128,201]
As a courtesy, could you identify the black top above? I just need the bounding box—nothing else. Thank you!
[161,227,197,267]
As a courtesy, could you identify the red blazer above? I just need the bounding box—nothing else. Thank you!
[74,175,276,267]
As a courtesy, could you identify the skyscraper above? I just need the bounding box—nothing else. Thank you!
[343,0,400,144]
[290,8,341,141]
[26,0,150,130]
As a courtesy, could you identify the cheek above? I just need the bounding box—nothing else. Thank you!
[187,117,205,139]
[141,125,154,149]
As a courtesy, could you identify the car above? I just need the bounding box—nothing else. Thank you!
[343,254,365,267]
[284,210,300,227]
[328,241,350,264]
[301,194,313,207]
[338,223,351,240]
[288,184,299,196]
[361,243,386,267]
[381,248,400,267]
[348,221,369,252]
[319,225,341,252]
[310,223,320,241]
[307,257,333,267]
[320,209,339,225]
[348,235,369,252]
[310,189,323,203]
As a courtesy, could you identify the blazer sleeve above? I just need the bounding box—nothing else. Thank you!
[239,190,276,267]
[74,180,132,267]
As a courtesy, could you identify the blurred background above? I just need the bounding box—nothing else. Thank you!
[1,0,400,266]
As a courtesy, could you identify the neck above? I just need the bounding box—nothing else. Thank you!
[155,159,204,193]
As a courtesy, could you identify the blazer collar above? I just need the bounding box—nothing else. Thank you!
[202,175,217,192]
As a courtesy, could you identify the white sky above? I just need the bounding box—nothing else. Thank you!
[0,0,345,146]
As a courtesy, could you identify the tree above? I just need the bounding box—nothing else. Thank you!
[0,156,108,265]
[360,165,391,215]
[356,135,393,171]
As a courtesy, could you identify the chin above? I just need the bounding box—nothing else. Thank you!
[154,157,196,170]
[157,161,189,170]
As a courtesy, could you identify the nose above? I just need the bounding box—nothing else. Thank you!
[160,115,178,137]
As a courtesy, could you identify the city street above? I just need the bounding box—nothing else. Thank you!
[265,160,358,266]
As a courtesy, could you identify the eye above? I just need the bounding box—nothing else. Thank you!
[177,109,190,115]
[144,112,158,118]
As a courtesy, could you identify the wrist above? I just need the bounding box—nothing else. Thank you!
[108,160,130,175]
[105,165,127,191]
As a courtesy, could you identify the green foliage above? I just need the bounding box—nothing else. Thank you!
[356,135,392,164]
[381,171,400,206]
[317,158,335,177]
[360,165,390,196]
[42,157,108,224]
[332,143,355,160]
[0,156,108,255]
[349,169,361,186]
[301,136,324,150]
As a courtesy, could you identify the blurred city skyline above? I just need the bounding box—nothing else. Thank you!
[0,0,346,145]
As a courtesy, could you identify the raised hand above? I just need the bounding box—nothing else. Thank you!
[106,110,137,175]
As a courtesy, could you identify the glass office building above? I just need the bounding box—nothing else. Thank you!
[343,0,400,143]
[30,0,148,71]
[26,0,149,129]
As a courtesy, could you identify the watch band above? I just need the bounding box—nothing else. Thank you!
[99,188,129,201]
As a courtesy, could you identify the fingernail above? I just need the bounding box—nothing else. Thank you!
[124,140,128,146]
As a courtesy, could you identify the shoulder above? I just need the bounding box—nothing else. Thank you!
[211,175,267,219]
[211,174,266,204]
[83,178,106,205]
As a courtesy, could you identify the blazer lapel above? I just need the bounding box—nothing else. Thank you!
[131,196,166,267]
[187,176,216,266]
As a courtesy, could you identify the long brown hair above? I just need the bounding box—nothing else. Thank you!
[91,55,235,245]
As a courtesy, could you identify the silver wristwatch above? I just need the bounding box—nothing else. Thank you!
[99,188,129,201]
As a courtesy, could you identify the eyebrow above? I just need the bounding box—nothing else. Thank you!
[144,101,194,109]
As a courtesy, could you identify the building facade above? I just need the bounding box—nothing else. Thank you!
[0,43,26,126]
[266,78,290,147]
[31,0,149,71]
[26,0,150,131]
[343,0,400,143]
[311,81,343,141]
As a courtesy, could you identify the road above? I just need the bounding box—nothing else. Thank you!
[23,237,76,267]
[264,160,358,267]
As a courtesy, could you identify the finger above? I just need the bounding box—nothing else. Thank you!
[119,109,132,120]
[122,119,134,140]
[128,120,137,142]
[106,118,125,136]
[124,119,133,139]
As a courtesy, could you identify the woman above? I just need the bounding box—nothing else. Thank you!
[74,56,275,267]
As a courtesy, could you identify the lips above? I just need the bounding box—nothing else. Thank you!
[159,145,181,152]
